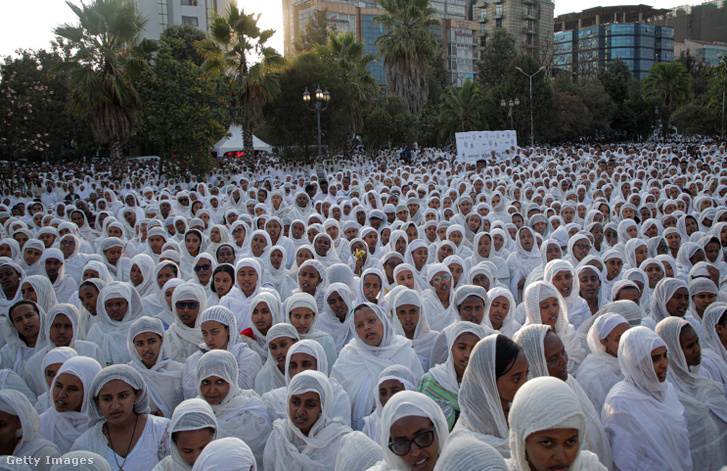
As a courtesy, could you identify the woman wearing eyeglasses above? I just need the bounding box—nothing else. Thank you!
[191,253,216,298]
[165,282,207,362]
[421,264,456,332]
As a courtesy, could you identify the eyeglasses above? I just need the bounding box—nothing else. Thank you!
[60,240,75,246]
[388,429,435,456]
[194,264,211,272]
[232,228,244,235]
[176,301,199,310]
[574,243,591,251]
[431,274,452,284]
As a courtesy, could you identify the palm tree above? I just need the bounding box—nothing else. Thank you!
[375,0,439,117]
[316,32,377,155]
[53,0,155,179]
[198,2,285,170]
[437,79,488,144]
[643,61,692,134]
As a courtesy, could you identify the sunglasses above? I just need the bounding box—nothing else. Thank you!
[233,228,244,235]
[388,429,435,456]
[574,243,591,251]
[194,264,211,272]
[60,240,75,246]
[431,274,452,284]
[175,301,199,310]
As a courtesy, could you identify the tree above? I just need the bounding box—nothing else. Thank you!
[598,59,632,104]
[362,95,417,151]
[53,0,155,179]
[643,61,692,134]
[576,78,616,135]
[374,0,439,117]
[294,9,332,54]
[437,80,488,144]
[478,29,517,89]
[548,93,592,142]
[161,24,207,66]
[670,102,720,136]
[198,2,286,170]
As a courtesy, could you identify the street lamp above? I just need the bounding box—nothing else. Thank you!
[303,86,331,180]
[500,98,520,130]
[719,55,726,141]
[515,66,545,147]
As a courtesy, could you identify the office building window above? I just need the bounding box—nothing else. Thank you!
[495,4,502,16]
[182,16,199,26]
[495,19,502,28]
[181,0,198,5]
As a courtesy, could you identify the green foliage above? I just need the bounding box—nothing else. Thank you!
[161,24,207,66]
[477,29,517,89]
[670,102,720,136]
[362,95,417,151]
[576,78,616,134]
[132,44,230,178]
[294,9,332,55]
[426,48,448,107]
[643,61,692,135]
[548,93,593,142]
[598,59,632,104]
[437,80,488,145]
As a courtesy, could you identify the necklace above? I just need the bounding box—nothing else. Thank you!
[105,413,139,471]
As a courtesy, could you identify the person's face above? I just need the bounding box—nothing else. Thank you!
[689,249,705,266]
[685,217,698,235]
[495,350,529,408]
[185,234,201,256]
[96,379,140,426]
[452,332,480,380]
[156,264,177,288]
[11,303,41,344]
[519,229,534,251]
[543,332,568,381]
[39,232,55,249]
[388,416,439,471]
[458,295,485,324]
[666,287,690,317]
[600,323,629,357]
[651,345,668,382]
[49,313,73,347]
[53,372,85,413]
[678,324,701,367]
[571,239,590,261]
[291,223,305,240]
[289,391,321,436]
[71,212,85,227]
[212,270,233,297]
[605,258,623,281]
[314,235,331,256]
[429,271,451,297]
[289,307,315,335]
[551,271,572,299]
[104,297,128,322]
[201,320,229,350]
[362,274,382,303]
[176,298,200,327]
[237,267,259,295]
[693,290,716,317]
[133,331,162,369]
[20,282,37,303]
[578,268,600,300]
[378,379,406,409]
[174,428,215,467]
[78,285,100,315]
[200,375,230,405]
[287,352,317,379]
[643,263,663,289]
[524,427,580,471]
[23,247,42,267]
[354,307,384,347]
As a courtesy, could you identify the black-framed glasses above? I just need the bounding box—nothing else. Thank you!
[176,301,199,310]
[574,243,591,251]
[60,240,75,246]
[388,429,435,456]
[194,264,211,272]
[233,228,244,235]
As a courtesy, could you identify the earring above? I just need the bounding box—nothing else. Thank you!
[15,427,22,439]
[524,450,529,460]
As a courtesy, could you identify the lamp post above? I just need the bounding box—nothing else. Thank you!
[500,98,520,130]
[303,86,331,180]
[515,66,545,147]
[719,55,726,142]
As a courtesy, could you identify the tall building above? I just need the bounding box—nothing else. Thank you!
[129,0,232,40]
[282,0,479,87]
[473,0,555,60]
[648,1,727,45]
[554,6,675,80]
[675,39,727,67]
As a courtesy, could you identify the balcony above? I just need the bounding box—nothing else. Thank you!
[523,11,536,20]
[476,1,488,7]
[522,0,537,3]
[479,16,487,23]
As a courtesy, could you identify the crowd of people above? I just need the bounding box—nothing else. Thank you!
[0,140,726,471]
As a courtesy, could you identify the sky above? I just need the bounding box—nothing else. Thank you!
[0,0,711,59]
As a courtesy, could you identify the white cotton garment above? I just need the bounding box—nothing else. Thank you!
[152,398,218,471]
[361,364,417,444]
[254,323,300,395]
[700,303,727,397]
[334,431,383,471]
[192,437,257,471]
[165,282,207,362]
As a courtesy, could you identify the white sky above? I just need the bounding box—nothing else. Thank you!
[0,0,709,59]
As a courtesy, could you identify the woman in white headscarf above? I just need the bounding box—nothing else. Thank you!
[33,347,78,414]
[367,390,449,471]
[194,349,271,465]
[244,291,284,360]
[331,302,424,430]
[575,313,630,414]
[284,292,337,372]
[601,327,692,471]
[435,433,507,471]
[254,323,300,395]
[700,303,727,396]
[151,398,217,471]
[544,260,592,331]
[19,239,45,276]
[141,260,181,326]
[220,258,274,332]
[513,325,612,468]
[192,437,257,471]
[522,281,587,371]
[182,306,263,399]
[361,364,417,444]
[262,245,296,301]
[127,316,184,418]
[263,370,352,471]
[86,281,145,365]
[655,317,727,470]
[483,287,521,338]
[334,430,383,471]
[317,283,354,353]
[39,356,102,453]
[420,263,456,332]
[391,288,438,371]
[1,300,47,379]
[508,227,541,302]
[21,274,57,315]
[71,364,171,471]
[643,277,702,333]
[165,282,207,362]
[128,253,156,298]
[0,389,61,471]
[39,249,76,303]
[505,376,607,471]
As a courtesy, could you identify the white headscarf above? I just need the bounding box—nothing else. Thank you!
[700,303,727,390]
[87,281,144,365]
[128,253,156,298]
[167,398,218,471]
[248,291,284,360]
[192,437,256,471]
[544,260,592,330]
[317,283,355,353]
[361,364,417,445]
[482,287,521,338]
[334,431,383,471]
[434,432,507,470]
[391,288,438,365]
[166,282,207,361]
[253,323,300,395]
[0,389,60,465]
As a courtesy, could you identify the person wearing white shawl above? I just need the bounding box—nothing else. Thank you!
[513,312,612,468]
[574,313,630,414]
[194,349,271,466]
[96,237,131,282]
[391,288,438,371]
[507,227,541,302]
[505,377,607,471]
[284,292,337,373]
[331,302,424,431]
[700,303,727,396]
[0,389,61,471]
[70,364,171,471]
[334,430,383,471]
[254,323,300,395]
[262,246,296,301]
[317,283,354,353]
[25,304,104,396]
[361,364,417,444]
[484,287,521,338]
[49,450,112,471]
[40,249,76,304]
[33,347,79,414]
[261,339,351,426]
[263,370,351,471]
[366,390,449,471]
[655,317,727,470]
[127,254,155,298]
[434,433,508,471]
[245,291,285,360]
[166,282,207,362]
[86,281,145,365]
[39,356,102,453]
[0,265,25,320]
[643,277,703,334]
[182,306,263,399]
[420,264,456,333]
[21,275,57,314]
[205,224,229,258]
[1,300,47,380]
[312,233,341,268]
[151,398,217,471]
[192,437,257,471]
[522,281,587,372]
[180,230,208,276]
[601,326,692,470]
[141,260,181,327]
[544,260,592,331]
[20,239,45,277]
[228,221,250,259]
[220,258,274,332]
[127,316,183,418]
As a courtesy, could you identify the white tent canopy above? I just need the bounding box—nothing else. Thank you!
[214,125,272,155]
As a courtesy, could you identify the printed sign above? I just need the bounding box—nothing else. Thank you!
[455,130,517,163]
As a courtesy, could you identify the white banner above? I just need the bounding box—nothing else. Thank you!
[455,130,517,163]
